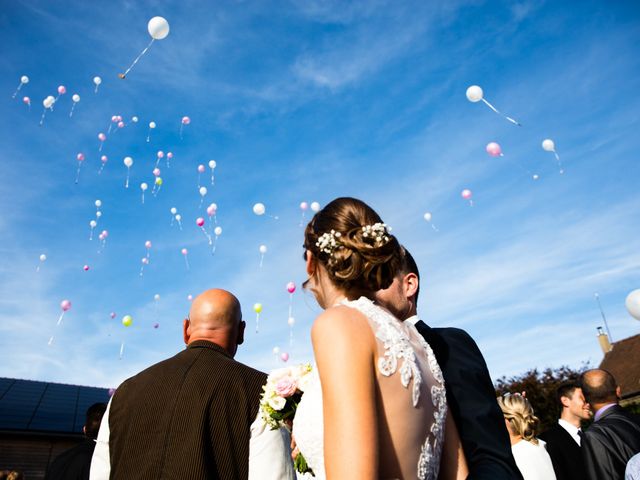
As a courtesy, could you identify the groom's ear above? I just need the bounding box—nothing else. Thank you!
[403,273,419,300]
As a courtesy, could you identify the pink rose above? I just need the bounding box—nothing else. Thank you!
[275,377,298,398]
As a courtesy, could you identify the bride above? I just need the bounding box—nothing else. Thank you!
[292,197,468,479]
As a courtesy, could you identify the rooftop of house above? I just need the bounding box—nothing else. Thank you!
[599,333,640,399]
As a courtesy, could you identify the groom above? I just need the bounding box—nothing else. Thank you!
[376,248,523,480]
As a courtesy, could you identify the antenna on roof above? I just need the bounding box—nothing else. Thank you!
[594,293,614,342]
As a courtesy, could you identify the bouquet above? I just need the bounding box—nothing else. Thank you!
[259,363,314,476]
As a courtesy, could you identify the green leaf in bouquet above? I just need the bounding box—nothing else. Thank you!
[294,452,315,476]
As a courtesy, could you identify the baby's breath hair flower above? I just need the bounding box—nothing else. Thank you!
[316,229,342,255]
[361,222,391,246]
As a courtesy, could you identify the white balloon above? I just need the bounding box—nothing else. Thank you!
[214,226,223,236]
[310,201,321,212]
[123,156,133,167]
[272,346,280,355]
[532,174,540,180]
[423,212,433,222]
[72,94,80,103]
[93,76,102,85]
[39,254,47,262]
[90,220,97,228]
[21,75,29,84]
[96,211,102,218]
[542,139,555,152]
[154,294,161,301]
[259,245,267,254]
[466,85,483,103]
[208,160,217,169]
[141,182,148,191]
[148,16,170,40]
[625,289,640,321]
[253,203,266,216]
[199,186,208,197]
[149,121,156,129]
[175,214,182,221]
[170,207,177,215]
[287,317,295,326]
[95,200,102,208]
[132,116,139,123]
[43,96,55,108]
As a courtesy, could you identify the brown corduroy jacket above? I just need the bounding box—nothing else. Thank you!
[108,340,267,479]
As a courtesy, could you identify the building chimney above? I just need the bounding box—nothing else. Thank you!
[597,326,613,354]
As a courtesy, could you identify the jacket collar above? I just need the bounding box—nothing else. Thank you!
[596,403,623,421]
[187,340,233,359]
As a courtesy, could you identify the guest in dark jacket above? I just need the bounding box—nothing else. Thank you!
[45,402,107,480]
[580,369,640,480]
[376,247,523,479]
[539,382,591,480]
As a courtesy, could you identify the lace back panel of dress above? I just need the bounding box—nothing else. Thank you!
[342,297,447,480]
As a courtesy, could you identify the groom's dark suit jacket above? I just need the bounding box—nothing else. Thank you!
[538,423,586,480]
[108,340,267,480]
[415,321,523,480]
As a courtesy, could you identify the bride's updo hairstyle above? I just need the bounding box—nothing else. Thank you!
[497,394,540,445]
[304,197,402,294]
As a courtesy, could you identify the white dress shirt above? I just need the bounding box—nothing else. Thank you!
[90,399,295,480]
[405,314,419,325]
[557,418,582,446]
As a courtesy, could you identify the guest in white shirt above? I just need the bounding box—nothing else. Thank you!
[498,393,557,480]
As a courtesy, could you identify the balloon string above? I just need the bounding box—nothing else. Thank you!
[256,314,260,333]
[121,38,155,78]
[179,124,184,140]
[90,228,94,241]
[48,336,54,346]
[94,84,99,94]
[481,98,521,126]
[259,254,264,269]
[12,82,22,99]
[431,224,439,232]
[69,103,76,118]
[184,256,190,270]
[57,312,64,327]
[141,192,145,204]
[119,341,125,359]
[125,169,130,189]
[177,219,183,231]
[289,327,293,347]
[75,163,82,184]
[39,109,47,126]
[211,171,215,186]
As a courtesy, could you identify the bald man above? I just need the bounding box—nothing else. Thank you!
[90,289,294,480]
[580,369,640,480]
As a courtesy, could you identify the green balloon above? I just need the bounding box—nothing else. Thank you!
[122,315,133,327]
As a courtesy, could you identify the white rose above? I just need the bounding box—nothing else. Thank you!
[267,395,287,411]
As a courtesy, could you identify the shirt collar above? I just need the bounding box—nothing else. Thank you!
[558,418,580,435]
[594,402,617,421]
[187,339,232,358]
[405,315,419,325]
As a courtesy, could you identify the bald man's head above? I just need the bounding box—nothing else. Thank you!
[183,289,245,356]
[580,369,619,406]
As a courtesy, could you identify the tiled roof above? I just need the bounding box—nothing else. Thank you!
[599,334,640,399]
[0,377,110,434]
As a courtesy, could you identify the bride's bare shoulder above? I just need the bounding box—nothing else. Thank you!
[311,304,375,348]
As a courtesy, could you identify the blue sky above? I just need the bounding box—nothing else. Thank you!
[0,0,638,388]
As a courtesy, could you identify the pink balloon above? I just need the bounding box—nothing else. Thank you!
[167,152,173,159]
[182,116,191,125]
[187,294,193,301]
[280,352,289,362]
[286,282,296,294]
[116,115,123,122]
[300,202,309,211]
[98,233,105,241]
[110,312,116,319]
[83,265,90,271]
[57,85,66,95]
[206,205,217,216]
[181,248,188,255]
[197,164,205,173]
[101,230,109,237]
[196,217,205,227]
[98,133,106,141]
[461,189,473,200]
[486,142,502,157]
[77,153,85,161]
[153,168,161,177]
[157,151,165,158]
[100,155,108,163]
[145,240,152,249]
[141,257,149,265]
[60,299,71,311]
[111,115,118,122]
[23,96,30,105]
[118,121,124,128]
[108,388,116,396]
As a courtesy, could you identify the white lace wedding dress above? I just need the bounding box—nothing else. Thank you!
[293,297,447,480]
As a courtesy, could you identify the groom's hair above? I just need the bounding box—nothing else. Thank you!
[399,247,420,303]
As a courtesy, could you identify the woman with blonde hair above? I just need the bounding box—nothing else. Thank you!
[292,197,467,479]
[498,393,556,480]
